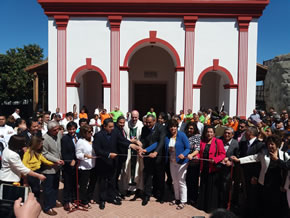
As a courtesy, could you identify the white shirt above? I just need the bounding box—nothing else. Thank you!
[75,138,96,170]
[89,118,101,134]
[169,137,176,162]
[0,147,30,182]
[248,137,256,147]
[12,112,20,120]
[0,125,15,143]
[196,122,204,135]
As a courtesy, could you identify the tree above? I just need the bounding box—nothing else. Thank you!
[0,44,44,104]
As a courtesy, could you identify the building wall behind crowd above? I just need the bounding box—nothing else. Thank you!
[47,8,260,117]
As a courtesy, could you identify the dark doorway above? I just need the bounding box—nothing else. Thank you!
[134,83,166,117]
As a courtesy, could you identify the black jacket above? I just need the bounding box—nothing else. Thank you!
[61,134,77,167]
[93,128,131,175]
[239,138,265,180]
[140,123,166,157]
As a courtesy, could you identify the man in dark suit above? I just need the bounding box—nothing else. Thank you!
[140,114,166,206]
[93,118,140,210]
[237,126,264,218]
[61,121,78,211]
[114,116,129,196]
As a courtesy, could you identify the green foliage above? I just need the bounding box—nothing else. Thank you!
[0,44,44,103]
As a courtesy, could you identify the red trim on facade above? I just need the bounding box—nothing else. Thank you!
[175,66,185,72]
[69,58,110,87]
[54,15,69,30]
[192,84,202,89]
[183,16,198,112]
[108,16,122,31]
[55,15,69,113]
[120,66,130,71]
[86,58,92,69]
[109,16,122,110]
[195,59,236,86]
[238,16,252,32]
[66,82,80,87]
[122,31,181,68]
[184,16,198,31]
[237,16,250,118]
[38,0,269,18]
[149,31,157,43]
[213,59,219,71]
[224,84,238,89]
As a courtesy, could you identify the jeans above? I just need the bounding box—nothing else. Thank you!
[27,170,42,200]
[42,172,60,212]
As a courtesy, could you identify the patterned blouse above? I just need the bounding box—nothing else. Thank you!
[188,134,201,153]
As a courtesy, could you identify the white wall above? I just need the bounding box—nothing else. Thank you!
[120,18,185,67]
[194,18,239,84]
[48,18,58,112]
[247,19,258,117]
[67,87,79,113]
[66,18,110,83]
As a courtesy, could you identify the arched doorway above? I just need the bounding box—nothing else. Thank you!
[128,45,176,117]
[200,71,230,112]
[76,70,103,117]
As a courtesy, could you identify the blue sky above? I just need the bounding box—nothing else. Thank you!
[0,0,289,64]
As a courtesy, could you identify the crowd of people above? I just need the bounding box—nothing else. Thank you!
[0,106,289,218]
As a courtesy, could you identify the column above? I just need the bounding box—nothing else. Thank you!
[184,16,198,112]
[33,72,39,112]
[237,16,252,119]
[55,15,69,113]
[175,69,184,114]
[109,16,122,111]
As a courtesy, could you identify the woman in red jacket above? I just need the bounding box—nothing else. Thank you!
[196,126,226,213]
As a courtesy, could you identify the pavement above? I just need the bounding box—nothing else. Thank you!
[38,179,209,218]
[39,196,209,218]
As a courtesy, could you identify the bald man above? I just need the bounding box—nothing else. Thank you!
[120,110,144,200]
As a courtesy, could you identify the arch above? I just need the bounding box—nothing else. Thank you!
[196,59,236,87]
[122,31,182,68]
[68,58,111,87]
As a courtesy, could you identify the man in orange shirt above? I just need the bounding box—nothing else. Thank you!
[100,109,111,124]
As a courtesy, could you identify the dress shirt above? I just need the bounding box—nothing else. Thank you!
[0,147,30,182]
[248,137,256,147]
[12,112,20,120]
[76,138,96,170]
[224,139,232,153]
[0,124,15,143]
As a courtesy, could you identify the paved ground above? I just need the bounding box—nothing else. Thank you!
[38,181,209,218]
[39,197,209,218]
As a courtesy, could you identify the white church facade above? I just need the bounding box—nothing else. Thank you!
[38,0,269,118]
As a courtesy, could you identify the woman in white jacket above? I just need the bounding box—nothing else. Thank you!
[231,135,289,218]
[0,135,46,184]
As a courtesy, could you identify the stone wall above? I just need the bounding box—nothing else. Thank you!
[264,54,290,113]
